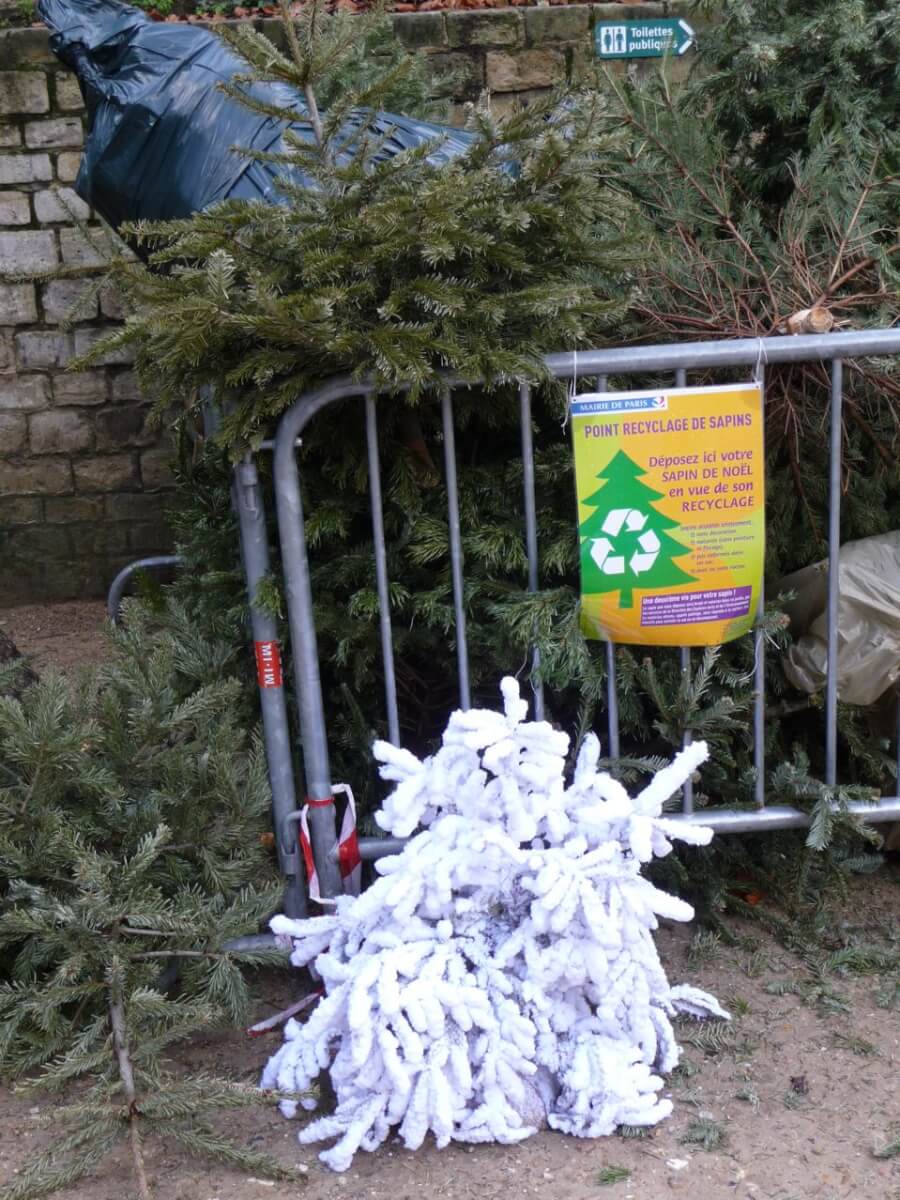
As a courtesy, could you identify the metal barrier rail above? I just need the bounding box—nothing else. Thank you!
[107,555,182,623]
[238,329,900,913]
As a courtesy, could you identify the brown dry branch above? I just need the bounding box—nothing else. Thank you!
[600,75,899,511]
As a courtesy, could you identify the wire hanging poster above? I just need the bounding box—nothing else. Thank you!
[571,382,764,646]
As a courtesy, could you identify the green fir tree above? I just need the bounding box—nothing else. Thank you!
[0,603,303,1200]
[72,1,637,450]
[686,0,900,192]
[580,450,695,608]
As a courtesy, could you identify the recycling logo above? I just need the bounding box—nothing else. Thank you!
[589,508,661,577]
[579,449,696,609]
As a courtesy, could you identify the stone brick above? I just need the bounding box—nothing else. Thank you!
[25,565,87,604]
[0,331,12,373]
[60,227,110,268]
[0,152,52,185]
[485,49,567,92]
[592,2,666,16]
[76,558,144,602]
[0,456,72,495]
[525,4,590,44]
[82,523,131,556]
[95,405,156,450]
[44,495,104,524]
[488,87,554,118]
[73,454,138,493]
[139,448,175,491]
[42,278,98,323]
[105,492,167,521]
[73,327,134,366]
[0,190,30,225]
[0,71,49,116]
[256,18,288,51]
[29,408,93,454]
[0,411,27,453]
[55,151,81,182]
[425,52,485,100]
[110,371,142,403]
[655,52,694,84]
[0,229,58,272]
[0,282,37,324]
[446,103,469,130]
[0,495,42,525]
[0,125,21,149]
[0,373,49,410]
[98,284,127,320]
[128,520,172,554]
[15,331,72,370]
[52,371,107,406]
[0,29,55,67]
[2,526,72,561]
[54,73,85,113]
[33,186,90,223]
[24,117,83,150]
[392,12,447,50]
[447,11,522,49]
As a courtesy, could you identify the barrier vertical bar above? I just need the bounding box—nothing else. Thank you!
[441,390,471,709]
[674,367,694,813]
[825,359,843,787]
[753,366,766,807]
[519,383,545,720]
[590,372,619,758]
[365,393,401,746]
[274,417,344,901]
[233,456,306,918]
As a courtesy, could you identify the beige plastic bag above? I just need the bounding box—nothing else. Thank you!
[780,531,900,707]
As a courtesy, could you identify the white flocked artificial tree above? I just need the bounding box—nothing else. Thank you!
[263,678,728,1170]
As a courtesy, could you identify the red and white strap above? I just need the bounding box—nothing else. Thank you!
[297,782,362,903]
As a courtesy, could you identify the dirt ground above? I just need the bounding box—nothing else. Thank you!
[0,599,110,676]
[1,601,898,1200]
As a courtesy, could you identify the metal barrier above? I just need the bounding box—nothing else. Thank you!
[237,329,900,913]
[107,555,182,623]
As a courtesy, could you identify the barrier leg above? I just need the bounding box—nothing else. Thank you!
[234,456,306,918]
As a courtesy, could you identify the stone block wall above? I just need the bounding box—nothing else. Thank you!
[0,31,172,604]
[0,2,694,605]
[389,2,698,112]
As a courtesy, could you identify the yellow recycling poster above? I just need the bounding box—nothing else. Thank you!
[572,381,764,646]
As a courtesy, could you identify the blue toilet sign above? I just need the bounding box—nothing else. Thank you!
[595,18,696,60]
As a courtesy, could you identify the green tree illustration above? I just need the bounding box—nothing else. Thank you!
[580,449,696,609]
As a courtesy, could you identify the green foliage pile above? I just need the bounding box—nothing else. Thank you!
[688,0,900,191]
[88,3,896,900]
[0,607,299,1200]
[97,3,634,452]
[4,7,896,1195]
[84,2,643,778]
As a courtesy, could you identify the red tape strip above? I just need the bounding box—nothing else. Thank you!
[306,796,335,809]
[254,640,283,689]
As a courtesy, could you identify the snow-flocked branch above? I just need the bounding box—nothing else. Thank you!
[263,678,727,1170]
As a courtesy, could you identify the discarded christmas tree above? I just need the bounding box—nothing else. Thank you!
[80,1,635,452]
[580,451,695,608]
[263,679,726,1171]
[0,603,300,1200]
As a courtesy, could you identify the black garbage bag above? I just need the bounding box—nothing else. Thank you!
[36,0,480,233]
